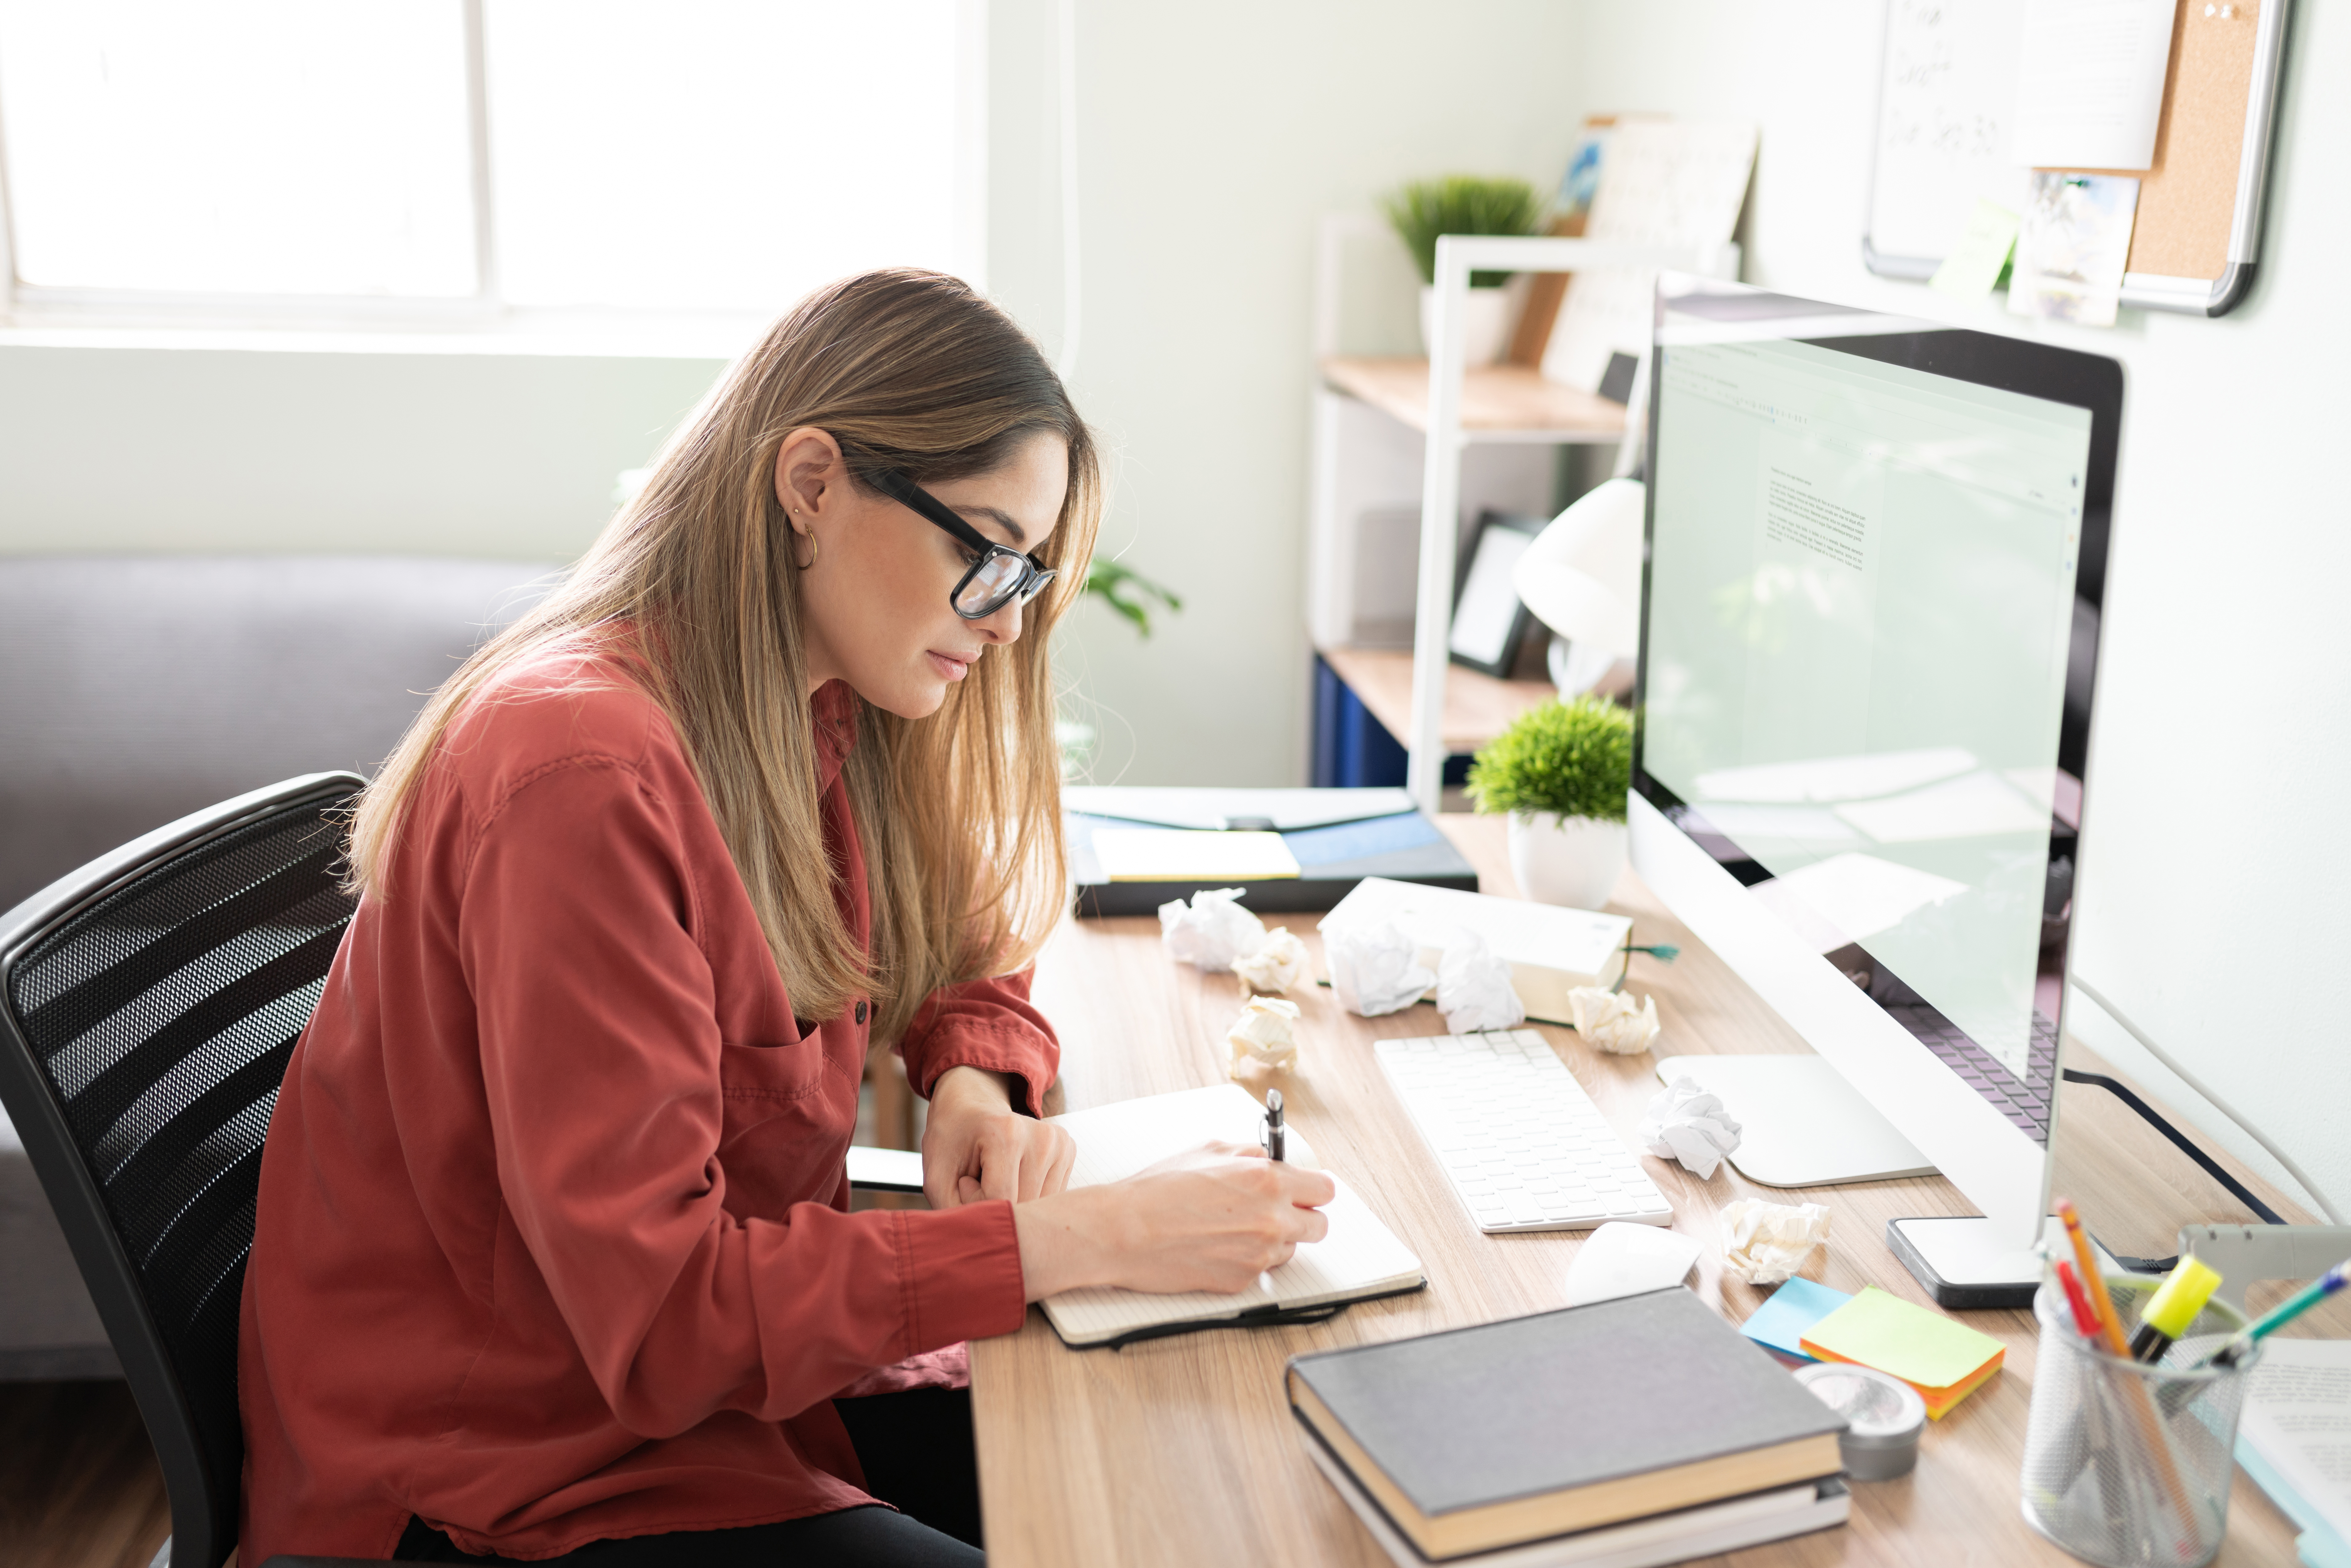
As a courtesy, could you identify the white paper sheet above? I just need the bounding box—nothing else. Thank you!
[2011,0,2180,171]
[2238,1339,2351,1545]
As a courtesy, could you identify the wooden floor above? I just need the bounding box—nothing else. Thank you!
[0,1381,169,1568]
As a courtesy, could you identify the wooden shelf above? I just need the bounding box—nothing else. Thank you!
[1319,356,1628,443]
[1319,645,1555,757]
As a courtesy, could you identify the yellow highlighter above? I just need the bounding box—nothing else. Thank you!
[2128,1255,2223,1363]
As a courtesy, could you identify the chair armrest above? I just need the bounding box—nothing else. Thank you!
[845,1145,925,1193]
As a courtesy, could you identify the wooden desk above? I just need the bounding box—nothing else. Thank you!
[972,817,2330,1566]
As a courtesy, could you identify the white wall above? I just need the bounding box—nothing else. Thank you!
[0,345,723,560]
[988,0,1589,786]
[1573,0,2351,1220]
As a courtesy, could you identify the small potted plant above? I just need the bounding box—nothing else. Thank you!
[1466,694,1632,909]
[1382,175,1544,367]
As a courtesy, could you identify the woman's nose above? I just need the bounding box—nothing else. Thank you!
[976,597,1023,644]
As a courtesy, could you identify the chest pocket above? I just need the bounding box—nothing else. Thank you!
[717,1033,834,1105]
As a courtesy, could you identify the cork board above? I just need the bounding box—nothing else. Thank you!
[1865,0,2288,309]
[2105,0,2261,280]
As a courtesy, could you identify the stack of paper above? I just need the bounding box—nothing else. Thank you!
[1800,1286,2005,1419]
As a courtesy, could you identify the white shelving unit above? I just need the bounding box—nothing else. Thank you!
[1306,222,1737,807]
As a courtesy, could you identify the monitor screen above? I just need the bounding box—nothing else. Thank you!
[1634,283,2117,1151]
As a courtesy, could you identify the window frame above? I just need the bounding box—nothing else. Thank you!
[0,0,988,353]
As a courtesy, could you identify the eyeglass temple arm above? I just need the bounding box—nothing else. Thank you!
[865,466,999,556]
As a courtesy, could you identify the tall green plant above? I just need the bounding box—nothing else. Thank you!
[1465,695,1633,822]
[1383,175,1545,289]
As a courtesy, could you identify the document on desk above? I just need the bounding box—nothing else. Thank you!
[2236,1339,2351,1556]
[1038,1084,1426,1349]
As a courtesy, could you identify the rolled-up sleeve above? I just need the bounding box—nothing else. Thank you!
[898,967,1061,1118]
[458,758,1028,1439]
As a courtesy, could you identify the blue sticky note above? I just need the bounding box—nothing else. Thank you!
[1739,1277,1853,1364]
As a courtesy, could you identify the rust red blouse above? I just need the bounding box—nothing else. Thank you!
[237,645,1054,1562]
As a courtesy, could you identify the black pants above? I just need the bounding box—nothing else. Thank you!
[394,1387,984,1566]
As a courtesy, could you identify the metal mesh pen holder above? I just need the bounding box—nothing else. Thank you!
[2020,1272,2257,1568]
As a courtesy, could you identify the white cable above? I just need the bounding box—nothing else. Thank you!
[1053,0,1081,382]
[2072,974,2343,1224]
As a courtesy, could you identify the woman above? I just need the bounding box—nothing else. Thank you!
[238,270,1334,1566]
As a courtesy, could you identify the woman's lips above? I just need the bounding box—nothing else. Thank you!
[927,650,972,681]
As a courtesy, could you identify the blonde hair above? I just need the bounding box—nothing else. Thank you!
[349,269,1099,1040]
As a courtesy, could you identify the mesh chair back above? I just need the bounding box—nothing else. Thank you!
[0,774,362,1568]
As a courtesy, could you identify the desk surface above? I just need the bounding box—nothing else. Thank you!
[972,815,2333,1567]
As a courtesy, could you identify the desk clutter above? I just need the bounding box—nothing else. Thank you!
[1286,1289,1851,1566]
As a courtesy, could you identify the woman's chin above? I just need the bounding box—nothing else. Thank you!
[867,676,951,721]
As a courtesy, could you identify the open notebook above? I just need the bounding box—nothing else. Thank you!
[1040,1084,1427,1348]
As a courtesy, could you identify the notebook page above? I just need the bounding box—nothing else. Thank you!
[1039,1085,1422,1344]
[1055,1082,1322,1186]
[1041,1180,1419,1343]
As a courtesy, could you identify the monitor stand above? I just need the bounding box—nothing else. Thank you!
[1653,1055,1935,1187]
[1653,1055,2068,1308]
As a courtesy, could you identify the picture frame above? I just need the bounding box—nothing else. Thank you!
[1448,510,1545,677]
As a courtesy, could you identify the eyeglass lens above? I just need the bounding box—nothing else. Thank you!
[954,552,1052,617]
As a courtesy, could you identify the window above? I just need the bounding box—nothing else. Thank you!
[0,0,984,338]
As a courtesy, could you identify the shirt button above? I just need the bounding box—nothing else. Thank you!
[854,1000,868,1025]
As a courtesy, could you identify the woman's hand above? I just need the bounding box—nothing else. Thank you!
[921,1064,1076,1208]
[1011,1142,1337,1301]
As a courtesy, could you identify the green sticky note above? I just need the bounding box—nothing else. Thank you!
[1930,200,2020,301]
[1799,1286,2004,1390]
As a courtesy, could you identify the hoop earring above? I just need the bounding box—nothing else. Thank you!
[792,520,819,572]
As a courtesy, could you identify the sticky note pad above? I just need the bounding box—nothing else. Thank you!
[1091,828,1301,882]
[1929,199,2020,301]
[1800,1286,2005,1420]
[1739,1277,1852,1365]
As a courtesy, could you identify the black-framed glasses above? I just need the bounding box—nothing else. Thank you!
[864,466,1058,621]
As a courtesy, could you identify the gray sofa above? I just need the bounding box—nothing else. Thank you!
[0,555,555,1377]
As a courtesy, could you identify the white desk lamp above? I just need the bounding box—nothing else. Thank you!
[1512,478,1646,696]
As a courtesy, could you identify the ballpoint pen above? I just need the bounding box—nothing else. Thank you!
[2199,1258,2349,1371]
[1264,1089,1285,1163]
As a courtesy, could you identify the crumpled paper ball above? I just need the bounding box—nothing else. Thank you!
[1637,1076,1744,1181]
[1159,888,1265,972]
[1325,919,1435,1017]
[1436,933,1525,1034]
[1568,985,1661,1055]
[1718,1199,1832,1285]
[1233,926,1308,994]
[1227,995,1302,1076]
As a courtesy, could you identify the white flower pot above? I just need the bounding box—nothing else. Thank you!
[1507,811,1628,910]
[1418,285,1513,367]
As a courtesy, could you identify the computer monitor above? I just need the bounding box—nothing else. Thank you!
[1628,274,2121,1306]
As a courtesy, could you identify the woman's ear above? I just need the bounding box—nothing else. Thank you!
[774,427,846,533]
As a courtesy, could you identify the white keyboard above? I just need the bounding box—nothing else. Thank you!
[1375,1031,1673,1233]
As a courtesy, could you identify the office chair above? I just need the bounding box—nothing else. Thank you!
[0,773,925,1568]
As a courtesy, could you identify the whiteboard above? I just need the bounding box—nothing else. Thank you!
[1864,0,2034,274]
